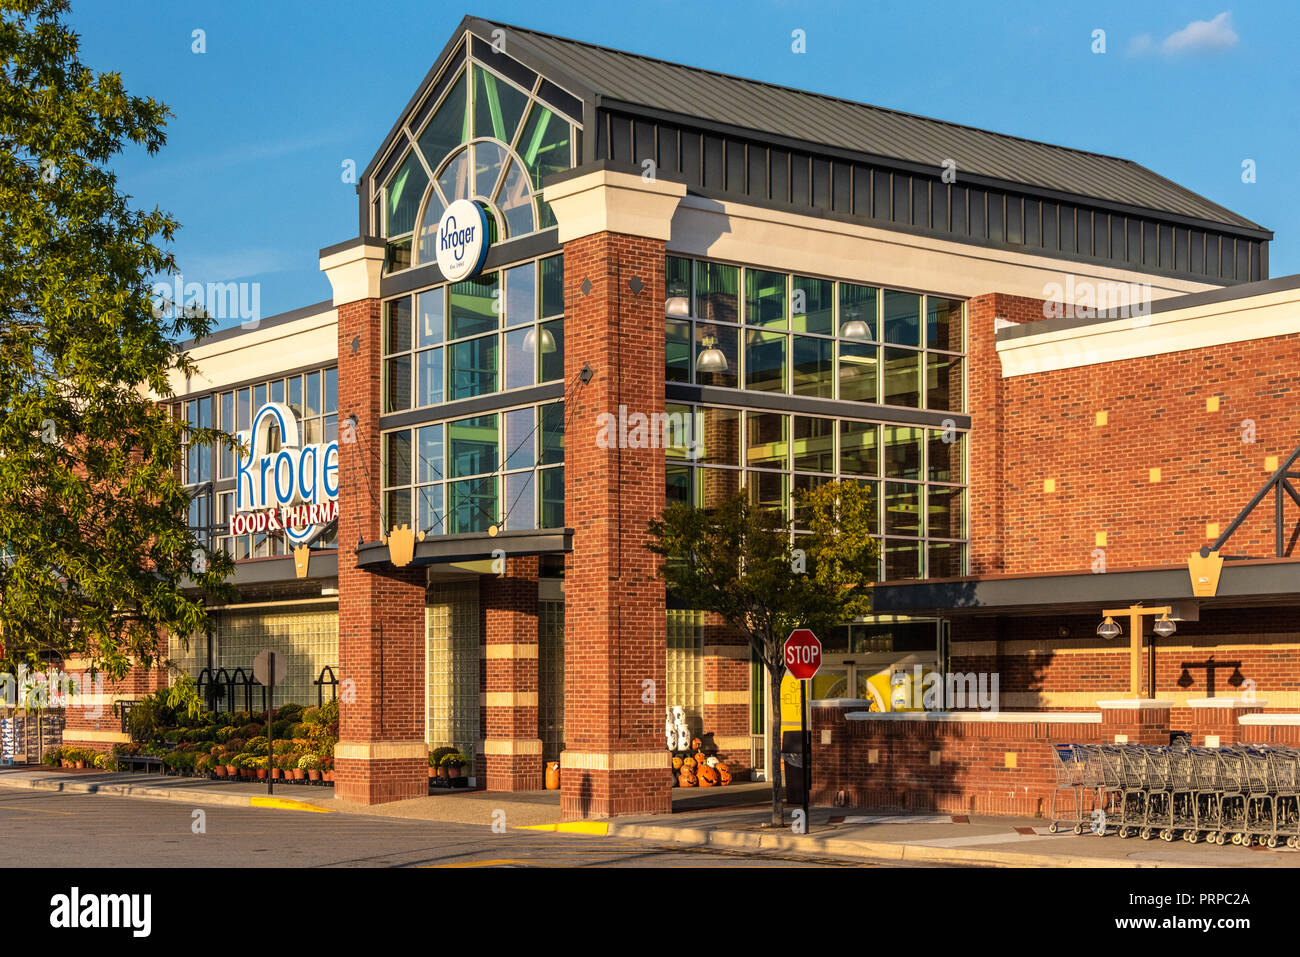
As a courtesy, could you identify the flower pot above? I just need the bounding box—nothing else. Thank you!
[256,768,267,780]
[225,765,238,777]
[437,766,448,779]
[308,770,321,782]
[75,761,85,770]
[271,768,282,780]
[323,771,334,783]
[448,766,464,779]
[428,767,438,779]
[60,760,69,768]
[291,769,305,780]
[214,765,227,778]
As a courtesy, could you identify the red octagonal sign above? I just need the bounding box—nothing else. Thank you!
[783,628,822,680]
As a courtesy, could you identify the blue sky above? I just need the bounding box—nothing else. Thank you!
[67,1,1298,329]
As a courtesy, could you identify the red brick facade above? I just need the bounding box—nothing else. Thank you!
[482,556,542,790]
[334,296,428,805]
[559,229,671,818]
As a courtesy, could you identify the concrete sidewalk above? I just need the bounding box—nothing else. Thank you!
[3,767,1296,867]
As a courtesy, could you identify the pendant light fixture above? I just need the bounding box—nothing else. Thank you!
[695,334,728,374]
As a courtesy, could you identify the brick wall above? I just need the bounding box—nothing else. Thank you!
[334,296,427,804]
[482,556,542,790]
[970,293,1300,575]
[560,229,672,818]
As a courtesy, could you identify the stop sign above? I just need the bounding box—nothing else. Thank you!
[783,628,822,680]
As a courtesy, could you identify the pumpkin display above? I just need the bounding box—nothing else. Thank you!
[694,751,707,766]
[690,737,703,752]
[682,756,696,768]
[672,756,683,770]
[718,764,732,785]
[705,756,719,768]
[698,764,719,786]
[679,767,697,786]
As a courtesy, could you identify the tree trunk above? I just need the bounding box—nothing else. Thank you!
[767,663,785,827]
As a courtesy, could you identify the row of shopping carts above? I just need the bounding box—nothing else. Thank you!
[1049,742,1300,847]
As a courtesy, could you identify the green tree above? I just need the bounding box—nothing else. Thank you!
[0,0,232,681]
[647,480,878,827]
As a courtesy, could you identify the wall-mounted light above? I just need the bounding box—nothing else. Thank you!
[1096,615,1120,640]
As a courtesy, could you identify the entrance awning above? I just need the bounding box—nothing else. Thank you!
[356,527,572,570]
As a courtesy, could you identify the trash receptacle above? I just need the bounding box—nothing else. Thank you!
[781,730,806,805]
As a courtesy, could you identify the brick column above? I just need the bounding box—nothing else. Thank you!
[966,292,1049,576]
[482,556,542,790]
[543,166,686,818]
[1098,699,1172,745]
[1187,697,1266,747]
[701,615,752,777]
[324,240,428,805]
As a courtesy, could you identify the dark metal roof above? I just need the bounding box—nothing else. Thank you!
[480,17,1263,233]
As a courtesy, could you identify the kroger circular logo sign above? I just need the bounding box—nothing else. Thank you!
[435,199,490,282]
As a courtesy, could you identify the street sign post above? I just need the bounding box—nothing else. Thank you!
[783,629,822,833]
[253,650,286,795]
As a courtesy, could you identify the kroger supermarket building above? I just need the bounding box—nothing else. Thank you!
[57,16,1300,817]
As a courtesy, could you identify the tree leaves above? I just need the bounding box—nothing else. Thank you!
[0,0,231,678]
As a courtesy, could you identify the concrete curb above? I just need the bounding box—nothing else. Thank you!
[0,774,333,813]
[604,821,1193,868]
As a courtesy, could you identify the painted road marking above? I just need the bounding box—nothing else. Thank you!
[517,822,609,835]
[0,803,75,815]
[249,797,331,813]
[424,859,528,868]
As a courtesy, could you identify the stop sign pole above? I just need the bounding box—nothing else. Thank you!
[784,629,822,833]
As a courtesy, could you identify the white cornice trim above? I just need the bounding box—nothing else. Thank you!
[997,284,1300,377]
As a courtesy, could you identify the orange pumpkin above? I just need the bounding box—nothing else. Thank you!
[690,737,703,752]
[694,751,707,766]
[672,756,683,769]
[698,765,719,786]
[679,768,697,786]
[718,765,732,785]
[683,756,696,768]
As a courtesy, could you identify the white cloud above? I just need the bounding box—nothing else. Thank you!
[1132,12,1239,56]
[1163,11,1238,52]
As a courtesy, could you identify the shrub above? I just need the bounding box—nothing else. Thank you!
[195,754,213,774]
[225,738,246,754]
[270,720,291,740]
[288,723,308,739]
[275,703,304,722]
[297,754,320,772]
[243,736,269,755]
[317,698,339,727]
[429,747,456,767]
[273,740,295,757]
[41,747,61,767]
[238,723,261,740]
[301,707,321,727]
[215,726,236,744]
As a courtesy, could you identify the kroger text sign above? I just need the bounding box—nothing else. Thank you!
[435,199,490,282]
[233,402,339,544]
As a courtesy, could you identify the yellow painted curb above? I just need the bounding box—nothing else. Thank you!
[249,796,332,813]
[517,822,609,835]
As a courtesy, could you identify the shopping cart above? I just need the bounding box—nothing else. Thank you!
[1047,744,1090,834]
